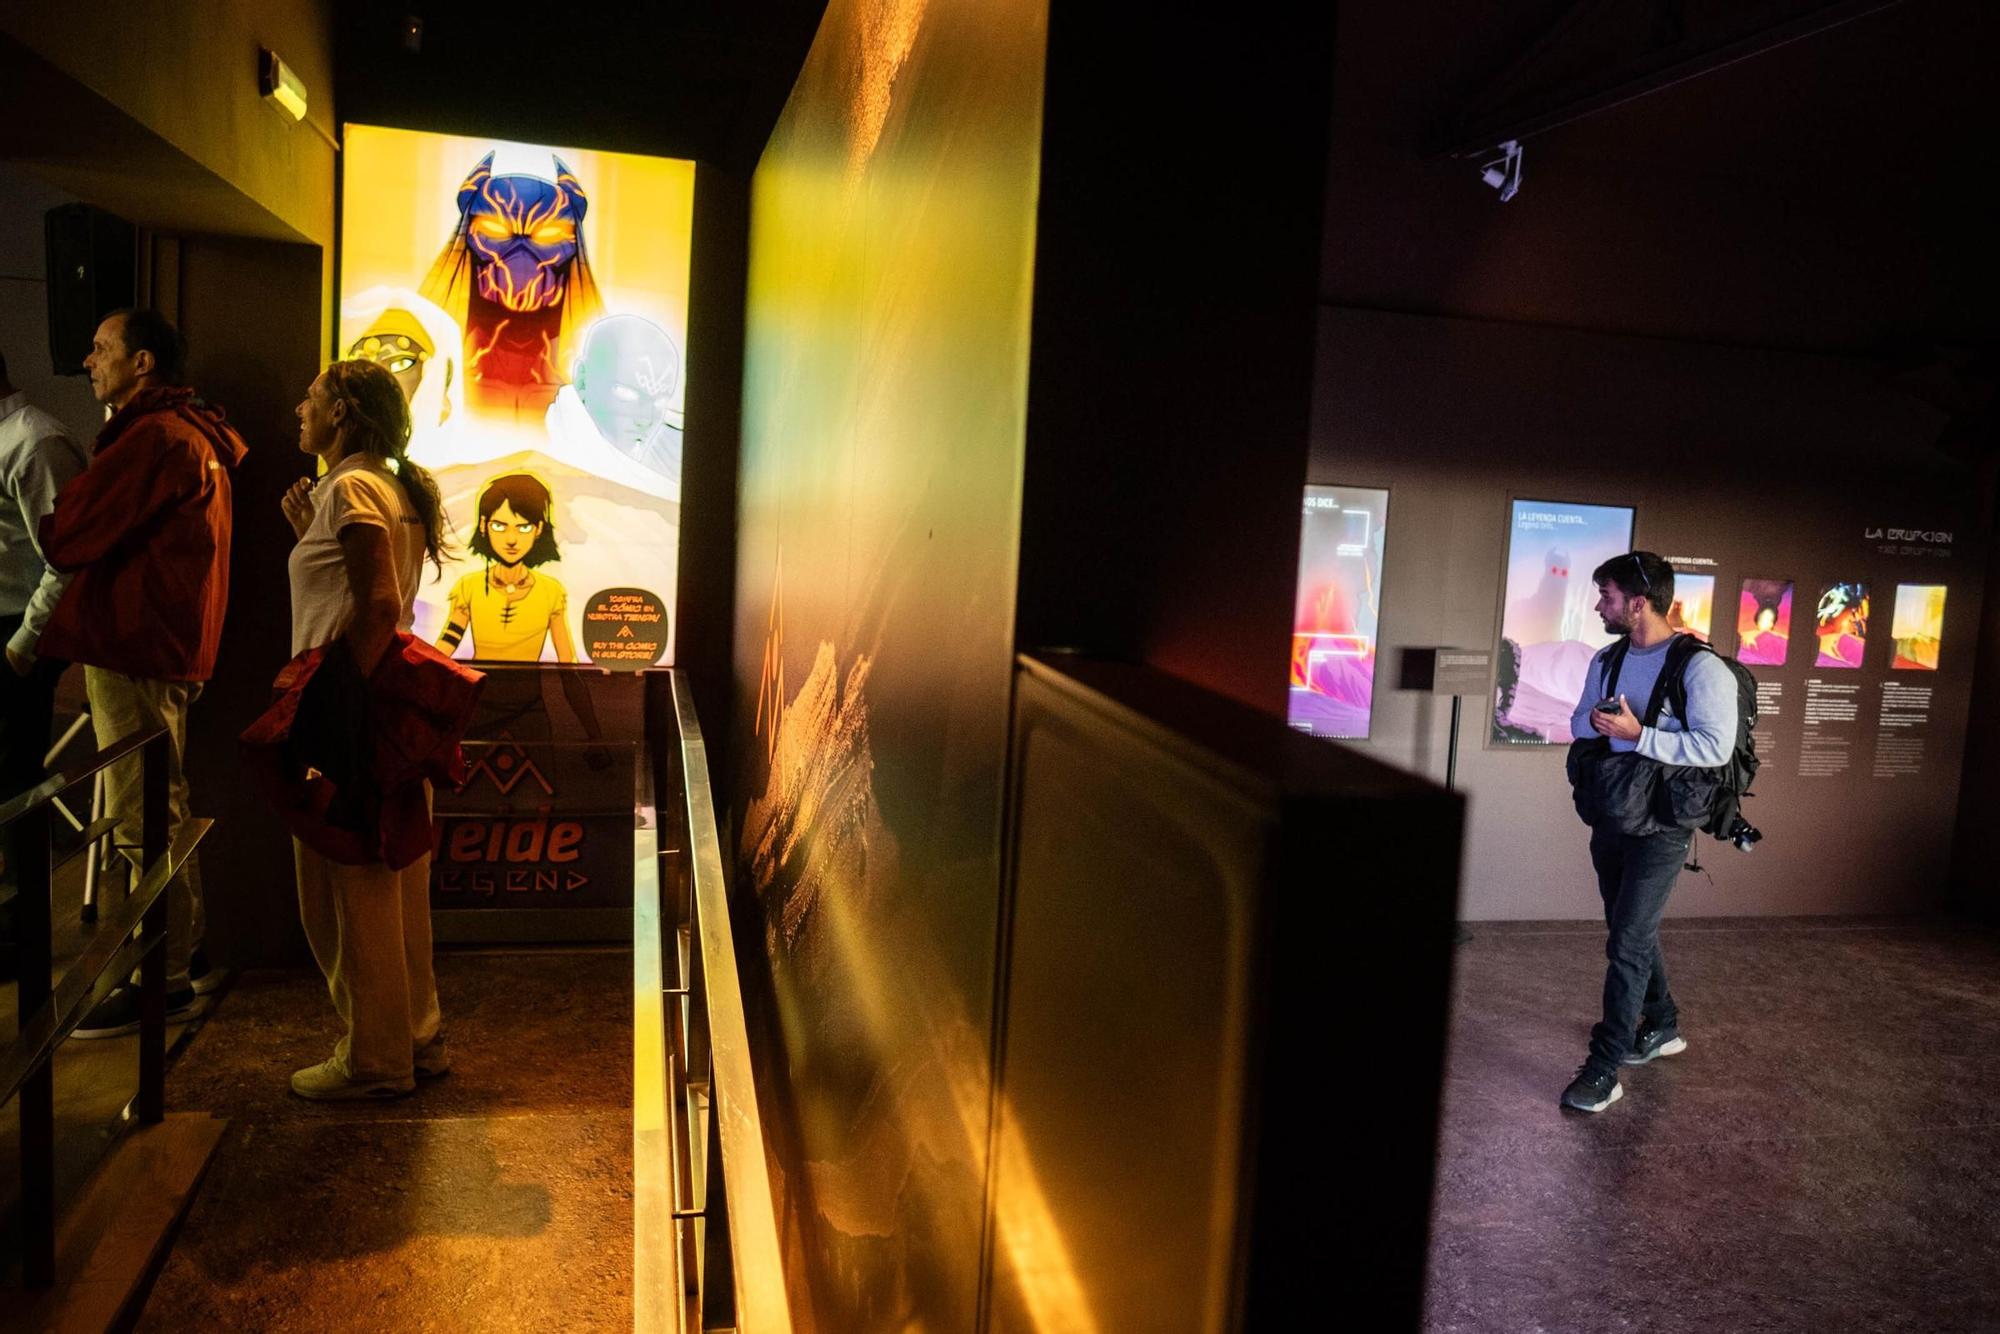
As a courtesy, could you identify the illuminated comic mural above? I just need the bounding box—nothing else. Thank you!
[1737,578,1794,666]
[340,127,692,666]
[1491,498,1635,746]
[1814,580,1870,668]
[1667,571,1715,643]
[1890,584,1946,670]
[1288,485,1389,739]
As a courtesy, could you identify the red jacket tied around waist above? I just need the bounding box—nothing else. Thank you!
[241,633,485,870]
[38,385,247,681]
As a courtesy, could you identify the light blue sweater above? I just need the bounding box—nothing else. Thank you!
[1569,634,1738,768]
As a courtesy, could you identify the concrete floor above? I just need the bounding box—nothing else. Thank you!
[136,947,634,1331]
[1425,916,2000,1334]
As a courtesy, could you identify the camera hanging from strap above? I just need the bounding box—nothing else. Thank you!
[1601,633,1706,727]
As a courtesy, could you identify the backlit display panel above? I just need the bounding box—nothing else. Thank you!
[340,125,693,666]
[1289,485,1388,739]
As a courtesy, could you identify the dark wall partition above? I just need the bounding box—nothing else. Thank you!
[727,0,1048,1325]
[726,3,1362,1324]
[178,235,328,965]
[1015,10,1336,717]
[988,655,1462,1328]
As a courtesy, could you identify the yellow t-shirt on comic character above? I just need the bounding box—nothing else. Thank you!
[446,570,568,661]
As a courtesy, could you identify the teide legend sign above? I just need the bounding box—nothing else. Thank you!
[431,736,634,914]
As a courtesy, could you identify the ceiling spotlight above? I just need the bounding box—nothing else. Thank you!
[1479,139,1523,202]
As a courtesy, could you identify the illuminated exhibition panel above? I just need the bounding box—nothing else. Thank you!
[1490,497,1634,746]
[1289,484,1389,739]
[1738,578,1795,666]
[340,126,693,938]
[339,125,692,670]
[1668,571,1715,642]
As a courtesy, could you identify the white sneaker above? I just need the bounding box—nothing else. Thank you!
[290,1057,413,1101]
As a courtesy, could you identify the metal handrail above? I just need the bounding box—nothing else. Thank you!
[638,673,791,1333]
[0,724,188,1288]
[0,820,208,1105]
[0,723,160,832]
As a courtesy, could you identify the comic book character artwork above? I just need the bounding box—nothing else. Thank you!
[1890,584,1946,670]
[437,473,575,662]
[338,287,462,434]
[546,315,685,486]
[420,153,603,423]
[1491,499,1633,745]
[1664,572,1713,642]
[1286,485,1388,739]
[1737,579,1793,667]
[1814,581,1869,669]
[1508,547,1573,648]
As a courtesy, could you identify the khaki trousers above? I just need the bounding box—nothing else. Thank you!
[294,838,442,1082]
[87,667,204,990]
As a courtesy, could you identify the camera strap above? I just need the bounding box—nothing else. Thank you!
[1600,635,1691,726]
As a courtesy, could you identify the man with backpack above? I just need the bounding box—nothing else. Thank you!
[1560,551,1740,1114]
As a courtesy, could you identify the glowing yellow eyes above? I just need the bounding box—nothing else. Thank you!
[489,520,536,534]
[470,215,573,246]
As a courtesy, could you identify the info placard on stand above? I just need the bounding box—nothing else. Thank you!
[1399,647,1494,792]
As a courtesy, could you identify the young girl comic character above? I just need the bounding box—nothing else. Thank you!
[437,472,576,661]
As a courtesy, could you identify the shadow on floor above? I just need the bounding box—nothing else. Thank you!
[136,948,634,1331]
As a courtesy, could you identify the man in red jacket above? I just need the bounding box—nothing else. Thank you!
[39,309,246,1037]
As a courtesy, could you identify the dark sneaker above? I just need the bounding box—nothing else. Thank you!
[1560,1066,1624,1113]
[414,1034,451,1081]
[189,947,230,996]
[73,983,201,1039]
[1624,1021,1689,1066]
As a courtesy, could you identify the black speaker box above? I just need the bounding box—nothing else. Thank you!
[45,203,137,376]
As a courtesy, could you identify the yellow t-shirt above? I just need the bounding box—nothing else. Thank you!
[445,569,567,661]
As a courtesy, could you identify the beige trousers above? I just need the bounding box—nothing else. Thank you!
[294,837,442,1082]
[87,667,205,990]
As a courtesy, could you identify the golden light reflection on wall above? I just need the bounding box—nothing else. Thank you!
[730,0,1051,1326]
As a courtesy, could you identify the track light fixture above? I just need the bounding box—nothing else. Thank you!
[1479,139,1523,202]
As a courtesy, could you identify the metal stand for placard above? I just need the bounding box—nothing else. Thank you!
[1445,695,1462,793]
[1400,649,1491,944]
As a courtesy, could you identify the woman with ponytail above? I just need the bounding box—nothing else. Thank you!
[278,358,456,1100]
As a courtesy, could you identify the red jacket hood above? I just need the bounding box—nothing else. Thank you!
[103,385,248,469]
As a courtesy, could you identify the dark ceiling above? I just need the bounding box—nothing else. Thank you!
[337,1,1990,357]
[334,0,830,173]
[1322,0,1994,354]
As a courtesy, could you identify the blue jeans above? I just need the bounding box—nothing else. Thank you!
[1586,824,1690,1076]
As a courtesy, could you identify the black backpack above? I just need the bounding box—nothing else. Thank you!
[1601,634,1762,846]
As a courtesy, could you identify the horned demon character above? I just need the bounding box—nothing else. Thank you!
[419,152,604,422]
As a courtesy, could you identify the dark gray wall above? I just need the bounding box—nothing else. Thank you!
[1015,10,1334,716]
[178,235,326,966]
[1312,307,1982,920]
